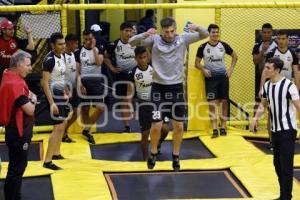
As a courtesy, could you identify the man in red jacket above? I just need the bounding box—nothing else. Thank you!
[0,50,36,200]
[0,18,34,82]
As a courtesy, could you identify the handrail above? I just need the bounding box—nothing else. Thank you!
[0,2,300,12]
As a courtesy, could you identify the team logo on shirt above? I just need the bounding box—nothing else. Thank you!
[208,56,222,63]
[172,38,183,46]
[135,73,143,80]
[23,142,29,150]
[116,45,123,52]
[219,47,224,52]
[287,56,292,62]
[207,48,210,54]
[10,42,16,49]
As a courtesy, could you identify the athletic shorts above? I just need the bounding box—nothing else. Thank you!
[151,83,186,122]
[69,86,80,108]
[138,101,153,132]
[35,93,70,125]
[115,71,130,97]
[205,76,229,101]
[80,77,105,105]
[138,100,170,132]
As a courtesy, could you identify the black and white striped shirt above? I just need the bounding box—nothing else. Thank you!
[263,77,299,132]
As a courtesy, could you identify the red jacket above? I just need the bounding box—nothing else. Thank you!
[0,69,29,137]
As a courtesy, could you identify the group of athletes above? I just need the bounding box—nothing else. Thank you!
[1,14,300,199]
[35,17,209,171]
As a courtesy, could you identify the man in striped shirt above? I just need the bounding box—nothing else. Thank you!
[252,57,300,200]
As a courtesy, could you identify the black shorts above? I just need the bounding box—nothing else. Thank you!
[80,77,105,105]
[205,76,229,101]
[151,83,186,122]
[138,102,153,132]
[138,100,170,132]
[69,86,80,108]
[35,95,70,125]
[115,71,130,97]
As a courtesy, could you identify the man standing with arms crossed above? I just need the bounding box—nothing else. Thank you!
[129,17,208,171]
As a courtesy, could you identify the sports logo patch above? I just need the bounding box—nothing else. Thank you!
[23,142,29,150]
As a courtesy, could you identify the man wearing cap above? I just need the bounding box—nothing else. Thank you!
[90,24,108,50]
[0,18,34,82]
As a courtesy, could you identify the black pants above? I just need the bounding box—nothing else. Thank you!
[4,127,32,200]
[272,130,297,200]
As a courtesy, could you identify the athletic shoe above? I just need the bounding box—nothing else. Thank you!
[43,162,62,170]
[82,130,96,145]
[122,126,131,133]
[172,154,180,172]
[220,128,227,136]
[52,154,65,160]
[62,134,75,143]
[147,153,157,169]
[211,129,219,138]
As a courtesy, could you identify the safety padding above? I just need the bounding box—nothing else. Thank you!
[1,130,300,200]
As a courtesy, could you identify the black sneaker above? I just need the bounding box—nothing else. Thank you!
[211,129,218,138]
[172,154,180,172]
[147,153,157,169]
[52,154,65,160]
[82,130,96,145]
[43,162,62,170]
[122,126,131,133]
[268,142,273,151]
[62,134,75,143]
[87,134,96,145]
[220,128,227,136]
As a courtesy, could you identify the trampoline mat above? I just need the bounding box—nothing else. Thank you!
[295,169,300,184]
[104,170,251,199]
[90,138,214,161]
[0,175,54,200]
[244,137,300,155]
[0,141,43,161]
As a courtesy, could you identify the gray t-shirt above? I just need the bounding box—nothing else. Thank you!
[129,27,208,85]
